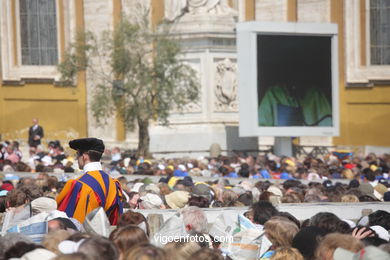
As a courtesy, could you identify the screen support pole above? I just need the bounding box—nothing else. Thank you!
[274,137,293,157]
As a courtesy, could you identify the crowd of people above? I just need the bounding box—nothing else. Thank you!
[0,138,390,259]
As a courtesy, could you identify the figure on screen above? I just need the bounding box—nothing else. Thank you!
[258,85,332,127]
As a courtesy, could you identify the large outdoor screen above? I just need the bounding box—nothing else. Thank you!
[237,22,339,137]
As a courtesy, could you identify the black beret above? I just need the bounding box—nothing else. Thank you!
[69,138,105,153]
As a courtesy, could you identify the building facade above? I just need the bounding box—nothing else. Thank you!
[1,0,390,155]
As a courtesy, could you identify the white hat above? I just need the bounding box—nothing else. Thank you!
[131,182,144,192]
[158,164,165,170]
[31,197,57,214]
[140,193,163,209]
[20,248,57,260]
[267,185,283,197]
[342,219,356,229]
[307,172,321,180]
[124,158,131,167]
[58,239,85,254]
[178,164,186,171]
[370,225,390,241]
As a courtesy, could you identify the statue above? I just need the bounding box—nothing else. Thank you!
[165,0,237,22]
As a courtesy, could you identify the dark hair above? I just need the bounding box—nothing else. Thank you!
[278,211,301,229]
[87,150,103,162]
[362,236,388,247]
[363,168,376,182]
[251,201,279,225]
[0,197,7,213]
[368,210,390,230]
[292,226,327,260]
[238,168,250,178]
[218,166,230,176]
[188,196,210,208]
[309,212,350,234]
[282,180,302,190]
[237,192,253,206]
[117,211,150,236]
[4,242,43,259]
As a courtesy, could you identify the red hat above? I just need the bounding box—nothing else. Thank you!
[1,183,14,191]
[344,163,356,169]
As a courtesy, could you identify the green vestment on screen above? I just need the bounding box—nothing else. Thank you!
[258,85,332,126]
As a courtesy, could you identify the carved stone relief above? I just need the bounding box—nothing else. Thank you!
[214,58,238,112]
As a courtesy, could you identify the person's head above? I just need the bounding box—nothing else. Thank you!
[368,210,390,231]
[4,242,44,259]
[188,196,210,208]
[54,253,92,260]
[277,212,301,229]
[32,118,38,125]
[69,138,105,169]
[164,241,201,260]
[0,233,34,257]
[309,212,350,234]
[109,225,148,257]
[292,226,327,260]
[123,243,167,260]
[341,194,359,203]
[270,247,304,260]
[77,236,119,260]
[188,248,224,260]
[116,211,150,236]
[315,233,364,260]
[237,191,253,206]
[181,206,208,233]
[48,218,78,233]
[363,168,376,182]
[250,201,279,225]
[42,230,71,255]
[264,218,299,248]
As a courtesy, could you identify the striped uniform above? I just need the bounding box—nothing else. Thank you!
[56,170,124,225]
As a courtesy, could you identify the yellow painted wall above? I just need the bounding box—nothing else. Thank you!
[0,83,87,145]
[0,0,87,146]
[334,87,390,146]
[330,0,390,147]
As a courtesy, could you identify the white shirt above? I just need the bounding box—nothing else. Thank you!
[83,161,103,172]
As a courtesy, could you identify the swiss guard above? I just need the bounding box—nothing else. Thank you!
[56,138,124,224]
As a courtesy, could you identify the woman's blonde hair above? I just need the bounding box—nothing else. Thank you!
[264,218,299,248]
[124,243,167,260]
[341,194,359,203]
[315,233,364,260]
[164,241,201,260]
[42,230,71,255]
[270,247,304,260]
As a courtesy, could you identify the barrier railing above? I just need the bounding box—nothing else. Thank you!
[135,202,390,222]
[0,171,352,185]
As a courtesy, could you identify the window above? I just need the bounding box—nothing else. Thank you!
[345,0,390,85]
[1,0,75,81]
[19,0,58,65]
[370,0,390,65]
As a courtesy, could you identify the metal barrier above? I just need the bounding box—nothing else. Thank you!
[0,172,352,185]
[136,202,390,222]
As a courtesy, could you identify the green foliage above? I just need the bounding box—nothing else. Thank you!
[58,7,200,155]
